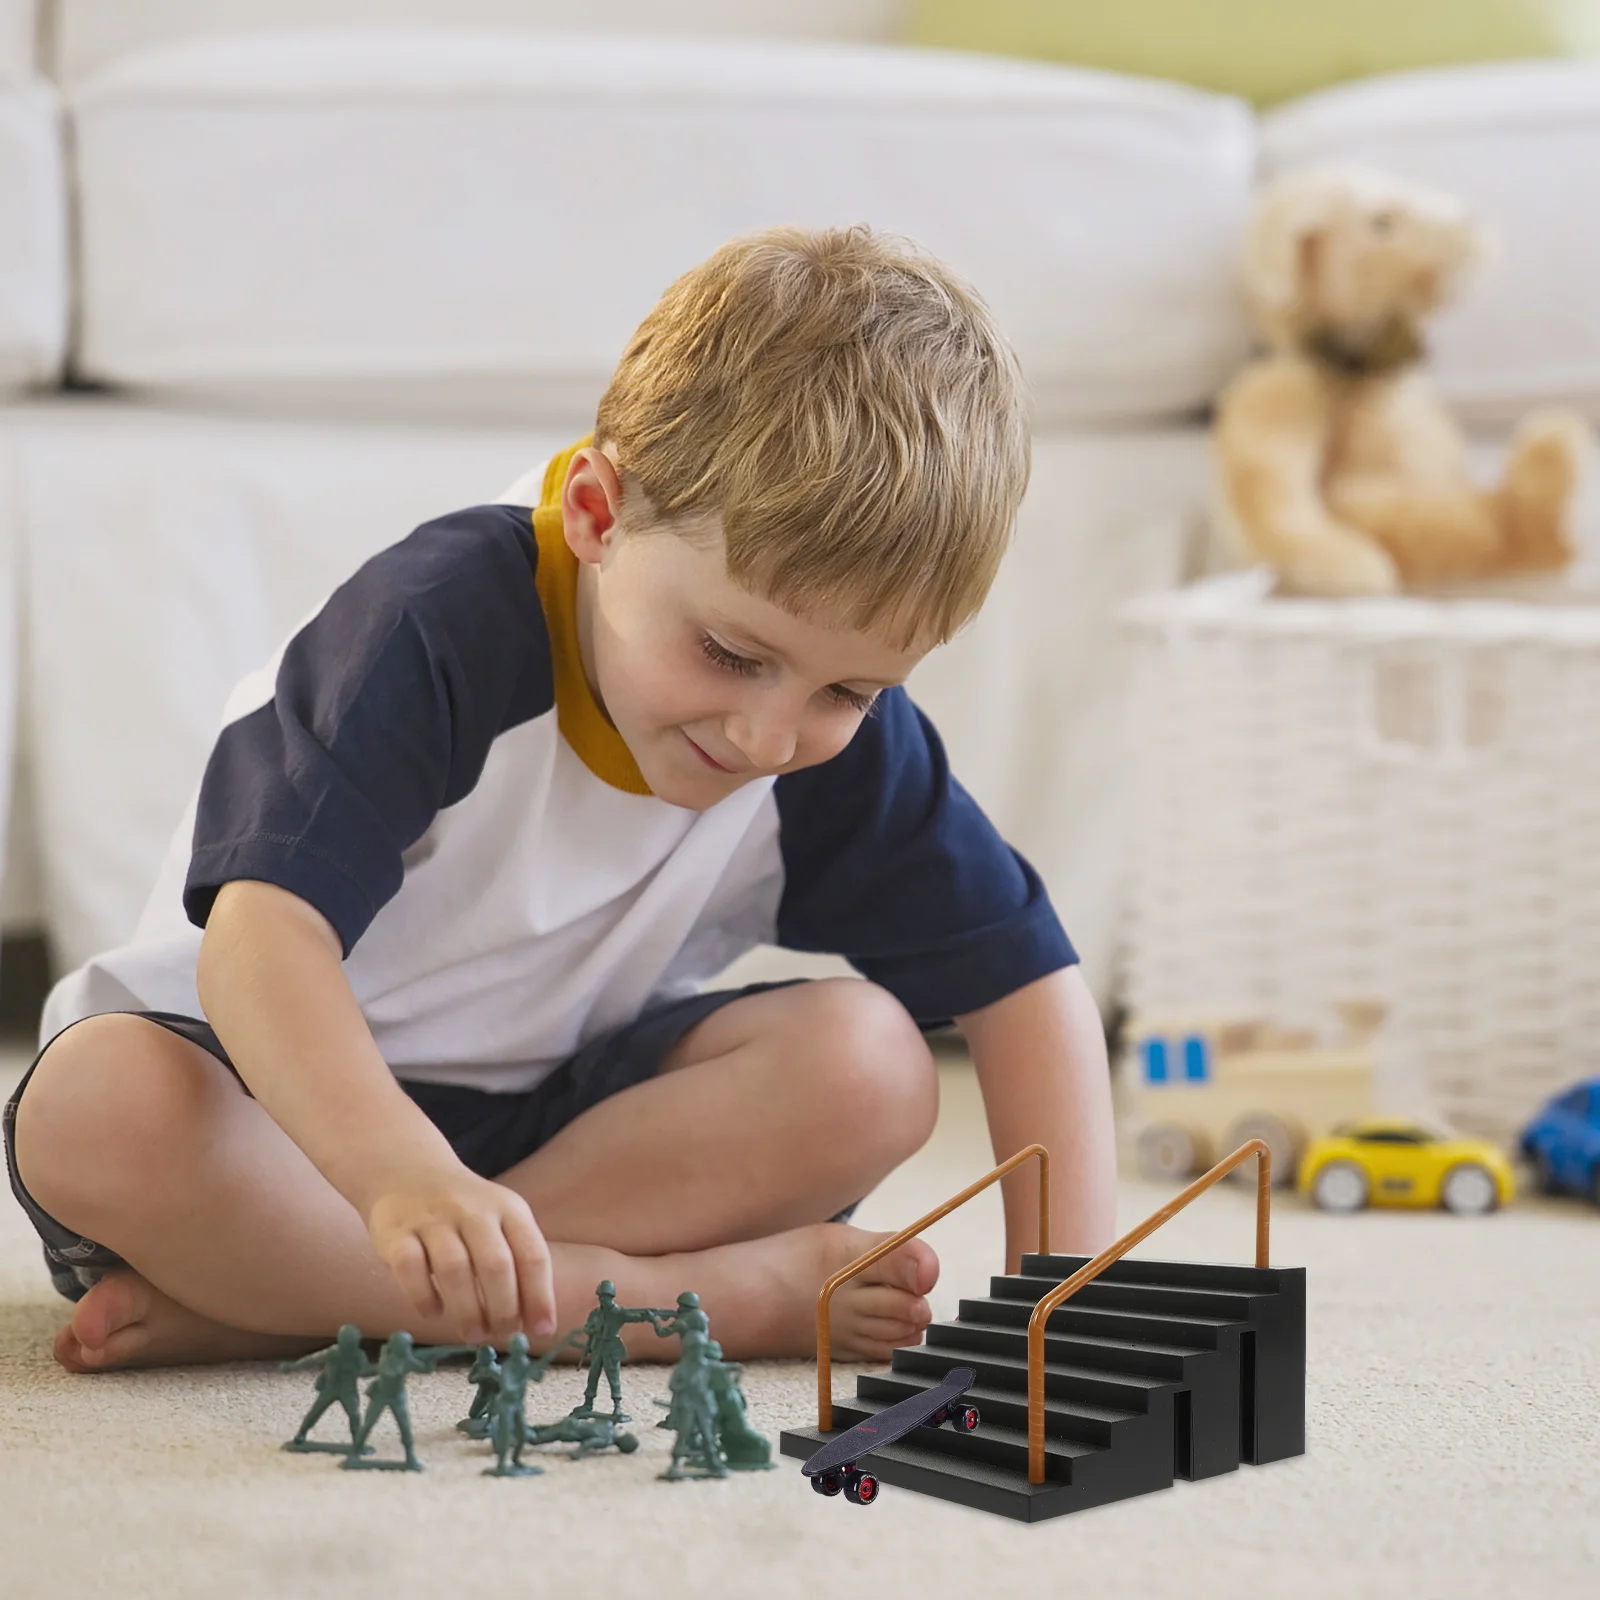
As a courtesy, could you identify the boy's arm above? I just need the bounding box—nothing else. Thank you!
[196,878,556,1343]
[955,965,1118,1274]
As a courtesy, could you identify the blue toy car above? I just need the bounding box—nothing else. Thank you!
[1520,1078,1600,1205]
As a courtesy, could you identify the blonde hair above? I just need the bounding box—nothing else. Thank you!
[594,225,1029,646]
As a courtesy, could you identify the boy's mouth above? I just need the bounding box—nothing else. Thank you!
[683,732,737,774]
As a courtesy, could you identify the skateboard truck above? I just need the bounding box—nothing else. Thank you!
[810,1462,881,1504]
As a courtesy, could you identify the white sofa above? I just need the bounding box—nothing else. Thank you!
[2,1,1599,1011]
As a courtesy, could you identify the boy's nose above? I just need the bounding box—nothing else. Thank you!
[725,705,799,772]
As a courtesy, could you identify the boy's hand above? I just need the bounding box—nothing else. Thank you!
[364,1165,556,1344]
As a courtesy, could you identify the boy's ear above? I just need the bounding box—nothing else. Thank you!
[561,446,625,565]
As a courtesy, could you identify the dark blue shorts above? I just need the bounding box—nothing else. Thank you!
[3,983,796,1303]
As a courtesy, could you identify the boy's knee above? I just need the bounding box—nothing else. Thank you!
[12,1014,216,1223]
[805,980,939,1158]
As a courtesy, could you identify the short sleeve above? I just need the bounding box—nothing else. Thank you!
[772,688,1076,1022]
[183,504,555,954]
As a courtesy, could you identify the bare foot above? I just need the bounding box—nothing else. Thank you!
[54,1269,322,1373]
[816,1222,939,1360]
[695,1221,938,1363]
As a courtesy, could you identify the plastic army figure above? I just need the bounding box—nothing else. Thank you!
[484,1333,544,1478]
[457,1344,502,1439]
[523,1414,641,1461]
[652,1289,709,1341]
[341,1332,470,1472]
[570,1280,673,1424]
[280,1323,377,1455]
[658,1330,729,1481]
[653,1291,709,1429]
[704,1340,775,1471]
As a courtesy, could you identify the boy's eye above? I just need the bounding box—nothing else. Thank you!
[827,684,878,714]
[700,635,761,676]
[702,632,876,714]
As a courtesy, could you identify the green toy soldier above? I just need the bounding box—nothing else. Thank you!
[457,1344,502,1439]
[652,1289,709,1341]
[704,1340,775,1471]
[653,1290,709,1429]
[341,1332,470,1472]
[479,1331,581,1477]
[485,1333,542,1478]
[658,1330,729,1481]
[571,1279,673,1424]
[523,1414,641,1461]
[280,1323,377,1455]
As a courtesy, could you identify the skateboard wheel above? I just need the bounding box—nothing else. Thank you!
[929,1407,948,1427]
[954,1405,980,1432]
[812,1471,843,1497]
[844,1471,880,1505]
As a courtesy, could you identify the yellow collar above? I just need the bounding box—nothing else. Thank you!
[530,442,651,797]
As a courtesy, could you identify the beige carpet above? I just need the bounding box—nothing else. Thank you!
[1,1049,1596,1600]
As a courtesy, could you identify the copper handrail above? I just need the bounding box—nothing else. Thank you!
[1025,1138,1271,1483]
[815,1143,1050,1431]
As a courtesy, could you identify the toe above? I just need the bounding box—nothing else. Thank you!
[74,1321,153,1369]
[864,1236,938,1297]
[70,1270,150,1352]
[52,1322,94,1374]
[851,1314,928,1350]
[847,1285,930,1329]
[52,1317,147,1373]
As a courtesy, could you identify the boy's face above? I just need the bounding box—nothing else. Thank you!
[563,449,930,811]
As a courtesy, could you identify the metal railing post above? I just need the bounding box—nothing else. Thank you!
[816,1143,1050,1431]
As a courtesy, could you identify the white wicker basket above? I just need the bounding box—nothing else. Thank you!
[1120,571,1600,1143]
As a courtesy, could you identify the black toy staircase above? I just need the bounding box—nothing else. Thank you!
[780,1142,1305,1522]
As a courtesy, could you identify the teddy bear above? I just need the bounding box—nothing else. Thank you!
[1214,165,1591,596]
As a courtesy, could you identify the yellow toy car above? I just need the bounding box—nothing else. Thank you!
[1298,1118,1515,1215]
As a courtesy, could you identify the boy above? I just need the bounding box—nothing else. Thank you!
[5,226,1117,1374]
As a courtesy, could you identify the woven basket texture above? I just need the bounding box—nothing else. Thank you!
[1121,573,1600,1142]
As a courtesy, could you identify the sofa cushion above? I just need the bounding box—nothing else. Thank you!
[13,401,552,972]
[0,79,65,391]
[0,2,34,79]
[1265,61,1600,423]
[49,0,906,86]
[70,31,1254,426]
[909,0,1600,108]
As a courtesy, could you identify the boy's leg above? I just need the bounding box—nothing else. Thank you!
[13,985,940,1370]
[499,977,942,1253]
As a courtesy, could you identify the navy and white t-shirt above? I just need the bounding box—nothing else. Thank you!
[42,451,1075,1090]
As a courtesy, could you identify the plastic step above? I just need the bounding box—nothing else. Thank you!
[930,1315,1208,1379]
[988,1271,1259,1321]
[826,1393,1102,1482]
[959,1293,1240,1350]
[1023,1253,1292,1296]
[856,1370,1144,1448]
[890,1340,1171,1413]
[778,1414,1177,1523]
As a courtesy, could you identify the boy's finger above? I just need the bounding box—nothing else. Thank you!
[420,1224,481,1339]
[501,1207,556,1337]
[459,1213,519,1341]
[383,1231,441,1319]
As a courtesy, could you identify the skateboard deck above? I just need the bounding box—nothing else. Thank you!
[803,1366,978,1477]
